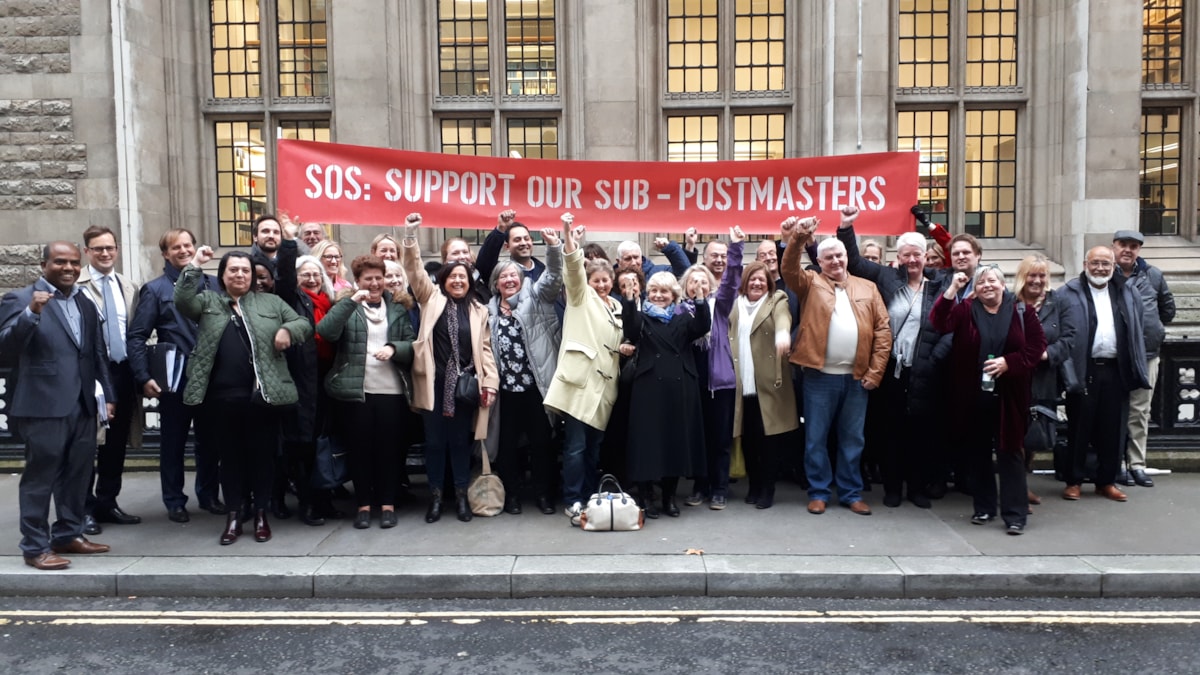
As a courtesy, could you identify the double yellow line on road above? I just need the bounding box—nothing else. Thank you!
[2,609,1199,627]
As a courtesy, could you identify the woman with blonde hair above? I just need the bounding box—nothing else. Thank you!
[1014,254,1077,501]
[312,240,352,292]
[371,233,401,262]
[622,270,711,517]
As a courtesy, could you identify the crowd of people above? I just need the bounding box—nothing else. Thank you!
[0,205,1175,569]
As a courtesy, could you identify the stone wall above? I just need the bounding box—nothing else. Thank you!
[0,243,42,293]
[0,0,81,74]
[0,98,87,210]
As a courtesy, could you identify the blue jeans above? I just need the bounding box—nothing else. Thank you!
[803,369,869,504]
[561,414,603,504]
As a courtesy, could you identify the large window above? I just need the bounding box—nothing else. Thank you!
[208,1,332,246]
[897,0,1017,90]
[663,1,790,161]
[1140,109,1181,236]
[896,1,1021,238]
[1143,1,1185,86]
[436,1,561,244]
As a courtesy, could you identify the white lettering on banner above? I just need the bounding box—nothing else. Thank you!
[304,164,365,201]
[594,179,650,211]
[528,176,584,209]
[383,169,507,206]
[795,176,887,211]
[680,175,889,212]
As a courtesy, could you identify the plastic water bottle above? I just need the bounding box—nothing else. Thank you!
[981,354,996,392]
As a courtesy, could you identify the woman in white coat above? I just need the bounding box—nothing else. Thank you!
[542,214,629,522]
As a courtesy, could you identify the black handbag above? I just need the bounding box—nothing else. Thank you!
[455,366,480,407]
[1024,404,1058,456]
[1059,357,1083,395]
[312,433,348,490]
[619,351,638,386]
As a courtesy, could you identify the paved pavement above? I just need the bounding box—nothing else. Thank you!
[1,471,1197,598]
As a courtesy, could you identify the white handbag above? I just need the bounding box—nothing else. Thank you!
[579,474,644,531]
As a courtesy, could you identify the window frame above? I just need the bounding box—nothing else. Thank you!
[201,1,334,247]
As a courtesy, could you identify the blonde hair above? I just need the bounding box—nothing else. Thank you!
[310,240,346,282]
[645,270,683,302]
[1014,254,1050,302]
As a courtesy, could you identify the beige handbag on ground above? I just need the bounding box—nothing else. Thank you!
[580,474,644,531]
[468,444,505,517]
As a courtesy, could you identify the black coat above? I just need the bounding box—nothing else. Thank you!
[623,300,711,482]
[274,240,319,442]
[1029,289,1076,405]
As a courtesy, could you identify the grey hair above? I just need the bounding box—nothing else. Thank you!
[489,259,525,295]
[815,237,845,257]
[295,254,334,299]
[616,240,641,257]
[896,232,928,252]
[973,263,1006,290]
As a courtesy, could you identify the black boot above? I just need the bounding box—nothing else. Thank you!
[299,504,325,526]
[254,509,272,542]
[455,487,473,522]
[755,483,776,510]
[639,483,659,519]
[425,489,443,523]
[662,493,680,518]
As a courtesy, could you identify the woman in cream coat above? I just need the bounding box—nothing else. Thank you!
[730,261,799,510]
[401,214,499,524]
[543,213,628,521]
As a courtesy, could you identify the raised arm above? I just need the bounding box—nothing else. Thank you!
[173,245,214,321]
[533,227,564,304]
[400,213,436,305]
[779,216,817,302]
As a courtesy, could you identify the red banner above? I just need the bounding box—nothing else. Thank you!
[277,139,919,235]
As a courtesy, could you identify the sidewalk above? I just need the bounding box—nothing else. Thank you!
[2,471,1198,599]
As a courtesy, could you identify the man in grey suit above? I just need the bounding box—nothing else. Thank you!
[0,241,116,570]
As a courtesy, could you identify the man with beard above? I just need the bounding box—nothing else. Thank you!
[477,209,547,284]
[1058,246,1150,503]
[1112,229,1175,488]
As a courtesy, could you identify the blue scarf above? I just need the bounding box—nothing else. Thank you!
[642,300,676,323]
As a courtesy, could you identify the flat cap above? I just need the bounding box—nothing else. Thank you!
[1113,229,1144,244]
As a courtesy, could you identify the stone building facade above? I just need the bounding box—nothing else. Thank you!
[0,1,1195,289]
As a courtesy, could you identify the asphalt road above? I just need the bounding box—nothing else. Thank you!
[2,596,1198,673]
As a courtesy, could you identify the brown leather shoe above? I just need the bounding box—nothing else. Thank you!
[24,552,70,570]
[807,500,827,515]
[1096,484,1128,502]
[1062,485,1081,500]
[51,537,110,555]
[847,501,872,516]
[1027,490,1041,505]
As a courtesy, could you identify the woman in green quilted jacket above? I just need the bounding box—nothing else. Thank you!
[317,255,416,530]
[174,246,312,547]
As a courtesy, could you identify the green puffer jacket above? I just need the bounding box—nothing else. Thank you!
[316,294,416,402]
[174,264,313,406]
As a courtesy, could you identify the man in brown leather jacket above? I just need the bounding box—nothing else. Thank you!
[780,212,891,517]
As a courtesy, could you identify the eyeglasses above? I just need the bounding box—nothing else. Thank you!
[298,272,322,279]
[88,246,117,253]
[1086,260,1114,269]
[321,254,342,261]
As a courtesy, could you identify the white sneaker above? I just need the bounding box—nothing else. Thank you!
[564,501,582,526]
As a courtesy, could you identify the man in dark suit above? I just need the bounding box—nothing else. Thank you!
[126,228,223,523]
[0,241,116,570]
[78,225,142,533]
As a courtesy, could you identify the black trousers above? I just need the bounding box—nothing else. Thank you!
[342,394,404,508]
[1064,360,1126,488]
[881,368,933,497]
[203,398,278,512]
[88,360,135,512]
[691,388,734,498]
[494,388,556,499]
[159,388,220,509]
[741,396,783,497]
[965,393,1027,527]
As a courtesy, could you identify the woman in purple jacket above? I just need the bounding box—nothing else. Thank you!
[682,227,745,511]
